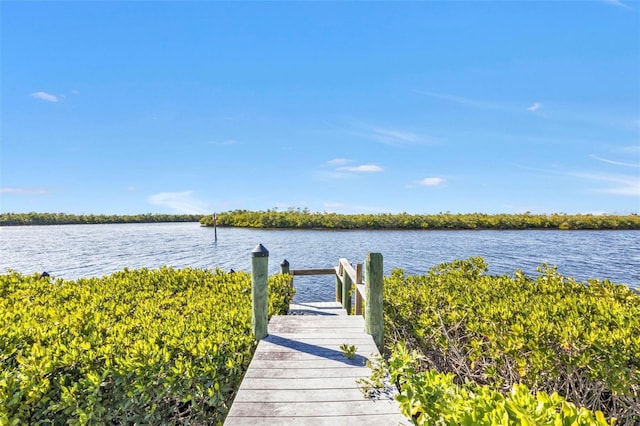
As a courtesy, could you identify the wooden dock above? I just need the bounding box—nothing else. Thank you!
[224,302,408,425]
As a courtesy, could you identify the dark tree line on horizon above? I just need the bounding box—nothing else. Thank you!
[199,209,640,230]
[0,212,202,226]
[2,210,639,230]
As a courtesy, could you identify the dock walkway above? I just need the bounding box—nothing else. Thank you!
[224,302,408,425]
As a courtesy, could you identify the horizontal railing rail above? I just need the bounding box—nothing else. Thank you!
[276,251,383,350]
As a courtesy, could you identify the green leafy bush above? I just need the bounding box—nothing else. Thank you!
[383,258,639,424]
[0,268,294,425]
[361,344,614,425]
[198,209,640,230]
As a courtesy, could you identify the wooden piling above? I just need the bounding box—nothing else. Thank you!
[280,259,290,274]
[365,252,383,351]
[251,244,269,340]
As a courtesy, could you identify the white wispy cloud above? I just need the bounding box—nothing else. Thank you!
[322,202,385,214]
[337,164,384,173]
[0,187,51,194]
[590,154,640,168]
[618,144,640,154]
[518,164,640,197]
[527,103,542,112]
[571,172,640,196]
[323,202,345,211]
[320,159,384,178]
[346,120,435,146]
[418,177,445,186]
[602,0,632,9]
[327,158,353,166]
[419,91,548,116]
[368,127,424,144]
[416,91,510,111]
[147,191,208,214]
[30,91,59,102]
[127,186,138,191]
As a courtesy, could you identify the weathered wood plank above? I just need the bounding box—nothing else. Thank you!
[269,319,365,329]
[264,332,370,339]
[292,268,336,276]
[267,328,366,335]
[231,387,375,402]
[238,377,366,390]
[244,358,369,369]
[288,302,347,316]
[256,346,379,357]
[243,367,371,379]
[259,337,377,347]
[225,414,407,426]
[270,314,364,323]
[289,301,345,310]
[224,304,408,426]
[299,301,344,308]
[252,351,370,363]
[339,258,358,284]
[227,400,401,417]
[258,338,378,351]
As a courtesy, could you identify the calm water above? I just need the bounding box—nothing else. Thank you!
[1,223,638,302]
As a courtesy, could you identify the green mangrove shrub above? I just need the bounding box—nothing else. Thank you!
[383,258,639,424]
[0,212,203,226]
[0,268,294,425]
[199,209,640,230]
[361,344,614,425]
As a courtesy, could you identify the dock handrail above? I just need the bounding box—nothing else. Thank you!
[274,250,384,351]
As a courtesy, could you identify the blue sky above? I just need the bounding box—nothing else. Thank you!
[1,1,639,215]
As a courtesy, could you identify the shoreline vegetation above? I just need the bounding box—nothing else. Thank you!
[2,210,640,230]
[0,213,202,226]
[2,261,638,424]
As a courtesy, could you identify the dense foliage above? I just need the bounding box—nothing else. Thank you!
[360,345,613,425]
[200,209,640,230]
[382,258,640,424]
[4,210,639,229]
[0,268,294,425]
[0,212,202,226]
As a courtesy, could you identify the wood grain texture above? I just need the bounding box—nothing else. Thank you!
[224,303,408,425]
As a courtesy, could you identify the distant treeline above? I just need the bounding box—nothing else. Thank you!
[3,210,639,229]
[0,212,202,226]
[200,209,640,230]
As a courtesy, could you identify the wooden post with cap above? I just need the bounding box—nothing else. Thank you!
[251,243,269,340]
[365,252,384,351]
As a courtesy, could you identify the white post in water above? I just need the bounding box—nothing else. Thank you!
[251,243,269,340]
[212,213,218,242]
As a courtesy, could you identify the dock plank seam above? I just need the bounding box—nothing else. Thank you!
[224,302,408,425]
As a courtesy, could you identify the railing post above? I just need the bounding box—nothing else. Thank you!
[355,263,363,315]
[335,263,343,304]
[251,244,269,341]
[280,259,293,289]
[280,259,290,274]
[342,266,352,314]
[365,252,383,351]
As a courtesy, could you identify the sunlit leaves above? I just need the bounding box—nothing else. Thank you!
[365,344,614,426]
[383,258,640,423]
[0,268,294,424]
[199,209,640,230]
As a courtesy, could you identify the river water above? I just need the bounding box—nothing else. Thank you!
[1,223,638,302]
